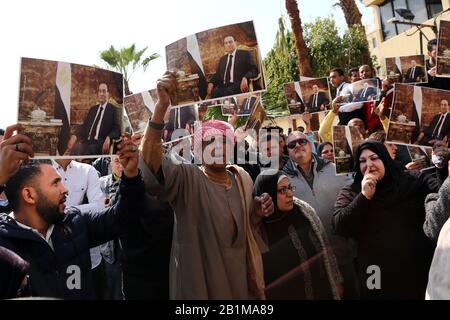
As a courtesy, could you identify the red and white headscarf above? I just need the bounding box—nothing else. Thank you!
[193,120,236,155]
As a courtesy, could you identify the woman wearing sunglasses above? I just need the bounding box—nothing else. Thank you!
[253,170,342,299]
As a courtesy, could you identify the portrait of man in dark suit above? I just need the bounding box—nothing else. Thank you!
[67,83,121,155]
[416,99,450,146]
[354,82,378,102]
[206,36,258,99]
[306,84,329,113]
[239,95,258,115]
[404,60,425,83]
[164,106,197,142]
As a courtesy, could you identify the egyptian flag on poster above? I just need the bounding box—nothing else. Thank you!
[411,85,422,142]
[142,90,156,114]
[54,61,71,155]
[186,34,208,99]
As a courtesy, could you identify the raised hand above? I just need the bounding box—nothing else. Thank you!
[0,124,34,185]
[116,133,139,178]
[361,166,377,200]
[253,193,275,218]
[152,71,178,123]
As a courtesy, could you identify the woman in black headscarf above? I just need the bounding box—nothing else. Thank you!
[253,170,342,300]
[333,141,438,299]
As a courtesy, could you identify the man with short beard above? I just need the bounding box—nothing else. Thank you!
[0,134,145,299]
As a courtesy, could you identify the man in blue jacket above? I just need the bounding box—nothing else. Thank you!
[0,133,144,299]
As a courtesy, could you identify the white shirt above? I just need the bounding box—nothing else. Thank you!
[10,212,55,250]
[88,102,107,141]
[52,160,105,269]
[223,49,237,84]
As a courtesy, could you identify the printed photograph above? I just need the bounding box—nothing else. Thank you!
[124,89,158,134]
[18,57,124,158]
[284,78,331,115]
[437,20,450,77]
[165,20,266,108]
[386,84,450,148]
[244,97,266,132]
[338,78,380,104]
[332,125,364,175]
[220,93,260,117]
[385,54,428,84]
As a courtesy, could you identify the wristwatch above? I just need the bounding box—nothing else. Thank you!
[147,121,165,130]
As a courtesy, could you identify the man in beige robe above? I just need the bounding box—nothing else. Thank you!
[138,72,273,299]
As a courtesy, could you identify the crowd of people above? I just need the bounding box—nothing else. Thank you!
[1,39,450,300]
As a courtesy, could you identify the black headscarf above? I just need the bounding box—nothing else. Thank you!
[352,141,419,205]
[317,142,333,157]
[253,169,293,222]
[0,246,29,299]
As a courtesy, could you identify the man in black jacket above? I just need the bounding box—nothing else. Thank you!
[0,134,145,299]
[206,36,258,99]
[68,83,121,156]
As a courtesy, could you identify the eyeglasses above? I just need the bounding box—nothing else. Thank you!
[277,185,296,195]
[287,138,309,149]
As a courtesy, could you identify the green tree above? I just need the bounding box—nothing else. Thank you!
[303,17,371,76]
[262,17,299,116]
[99,44,160,95]
[303,18,343,77]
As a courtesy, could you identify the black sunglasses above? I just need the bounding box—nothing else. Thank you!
[287,138,309,149]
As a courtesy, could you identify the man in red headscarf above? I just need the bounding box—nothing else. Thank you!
[138,71,273,300]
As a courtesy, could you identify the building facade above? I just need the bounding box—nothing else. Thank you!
[363,0,450,75]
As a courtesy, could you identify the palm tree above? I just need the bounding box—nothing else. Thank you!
[285,0,314,77]
[335,0,372,66]
[100,44,160,95]
[337,0,363,27]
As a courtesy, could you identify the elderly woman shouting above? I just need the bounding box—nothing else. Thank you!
[333,141,439,299]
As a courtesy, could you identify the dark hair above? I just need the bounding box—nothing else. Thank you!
[0,128,4,136]
[317,141,333,156]
[4,163,43,211]
[348,67,359,76]
[330,68,345,76]
[427,39,437,52]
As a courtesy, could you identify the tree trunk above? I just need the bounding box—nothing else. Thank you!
[124,79,132,96]
[285,0,314,77]
[339,0,362,27]
[338,0,372,66]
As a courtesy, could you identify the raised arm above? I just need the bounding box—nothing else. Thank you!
[318,97,341,143]
[141,71,177,174]
[333,184,370,238]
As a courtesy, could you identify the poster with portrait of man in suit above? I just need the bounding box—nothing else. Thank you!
[385,54,428,84]
[386,83,450,148]
[220,93,260,117]
[283,77,331,115]
[17,57,124,159]
[332,125,365,175]
[124,88,158,135]
[339,78,380,104]
[437,20,450,77]
[165,20,266,108]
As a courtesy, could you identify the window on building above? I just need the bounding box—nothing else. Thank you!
[426,0,443,18]
[372,37,378,49]
[379,0,443,41]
